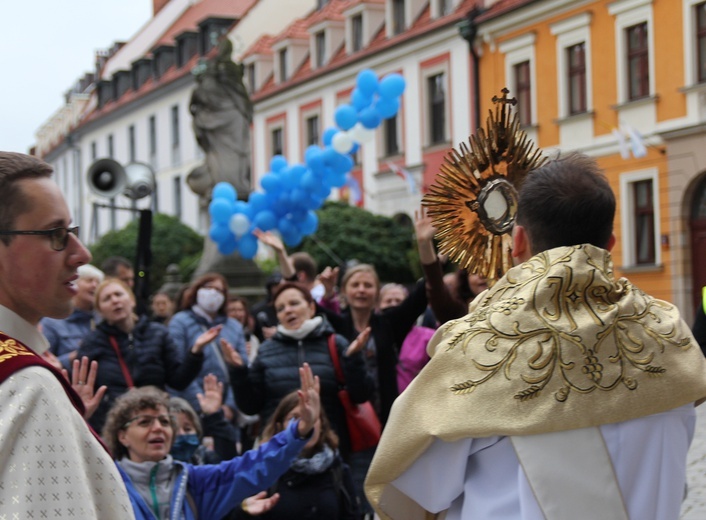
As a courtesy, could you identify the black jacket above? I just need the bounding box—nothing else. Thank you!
[78,315,204,432]
[231,318,374,458]
[323,278,428,425]
[234,455,360,520]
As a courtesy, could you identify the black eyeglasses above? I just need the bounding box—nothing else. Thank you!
[0,226,79,252]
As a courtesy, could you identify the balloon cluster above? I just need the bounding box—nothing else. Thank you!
[208,69,406,258]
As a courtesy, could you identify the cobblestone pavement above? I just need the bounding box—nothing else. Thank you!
[681,402,706,518]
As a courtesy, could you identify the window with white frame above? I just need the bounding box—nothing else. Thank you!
[279,49,288,81]
[149,115,157,167]
[174,175,182,220]
[246,63,256,93]
[271,127,284,158]
[305,115,320,146]
[383,115,400,156]
[315,31,326,68]
[609,0,654,104]
[128,125,136,162]
[551,13,593,118]
[697,1,706,82]
[620,168,660,267]
[427,73,447,145]
[351,14,363,52]
[392,0,405,35]
[438,0,452,16]
[499,32,536,126]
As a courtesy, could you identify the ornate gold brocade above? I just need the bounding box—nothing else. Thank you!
[0,334,34,362]
[443,245,689,403]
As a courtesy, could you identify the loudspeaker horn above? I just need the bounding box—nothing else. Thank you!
[87,159,155,200]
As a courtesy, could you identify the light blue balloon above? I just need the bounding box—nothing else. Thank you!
[209,223,231,243]
[323,127,338,146]
[233,200,252,217]
[282,228,303,247]
[301,171,318,192]
[351,88,372,111]
[359,106,382,129]
[335,105,358,131]
[357,69,379,97]
[260,173,282,194]
[237,234,258,259]
[305,146,325,174]
[213,182,237,202]
[249,192,270,213]
[253,210,277,231]
[278,217,296,236]
[209,198,232,225]
[218,235,238,255]
[376,97,400,119]
[379,73,406,98]
[300,211,319,235]
[270,155,288,173]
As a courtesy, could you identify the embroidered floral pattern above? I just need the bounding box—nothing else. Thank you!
[446,245,693,402]
[0,336,33,362]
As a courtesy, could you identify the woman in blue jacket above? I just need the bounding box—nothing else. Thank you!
[168,273,249,424]
[103,364,321,520]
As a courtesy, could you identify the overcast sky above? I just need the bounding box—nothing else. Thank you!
[0,1,152,154]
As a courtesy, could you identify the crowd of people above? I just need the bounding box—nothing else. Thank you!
[3,149,706,520]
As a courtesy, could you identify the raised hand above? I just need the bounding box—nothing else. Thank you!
[345,327,371,357]
[253,229,285,253]
[193,324,223,354]
[318,265,340,299]
[415,205,438,265]
[220,337,244,367]
[196,373,224,415]
[241,491,281,516]
[62,356,107,420]
[296,363,321,438]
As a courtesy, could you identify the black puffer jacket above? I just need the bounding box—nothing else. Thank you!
[78,315,204,432]
[231,318,374,458]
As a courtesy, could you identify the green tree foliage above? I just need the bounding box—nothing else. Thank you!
[292,201,416,283]
[89,213,203,291]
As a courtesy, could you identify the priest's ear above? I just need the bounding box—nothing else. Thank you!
[606,233,616,252]
[511,225,532,264]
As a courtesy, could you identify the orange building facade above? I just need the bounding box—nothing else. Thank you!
[475,0,706,319]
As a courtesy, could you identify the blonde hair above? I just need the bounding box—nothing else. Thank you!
[94,277,136,314]
[341,264,380,294]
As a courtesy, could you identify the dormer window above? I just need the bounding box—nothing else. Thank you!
[152,45,175,80]
[392,0,405,35]
[438,0,452,16]
[132,58,153,91]
[197,17,234,56]
[279,48,288,81]
[176,32,198,68]
[315,31,326,68]
[351,14,363,52]
[246,63,256,93]
[113,70,131,99]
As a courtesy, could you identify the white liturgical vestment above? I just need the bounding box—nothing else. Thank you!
[0,304,134,519]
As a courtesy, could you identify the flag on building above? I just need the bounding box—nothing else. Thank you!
[625,124,647,158]
[344,174,363,206]
[613,128,630,160]
[387,162,417,194]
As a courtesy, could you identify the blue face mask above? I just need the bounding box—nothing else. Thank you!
[170,434,200,462]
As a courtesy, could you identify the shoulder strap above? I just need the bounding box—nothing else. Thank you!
[109,335,135,389]
[327,334,345,385]
[185,489,199,519]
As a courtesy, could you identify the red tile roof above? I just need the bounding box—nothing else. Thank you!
[306,0,352,27]
[242,34,276,59]
[253,0,481,101]
[155,0,257,47]
[272,18,310,44]
[476,0,535,22]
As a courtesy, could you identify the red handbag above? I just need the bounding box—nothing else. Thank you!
[327,334,381,452]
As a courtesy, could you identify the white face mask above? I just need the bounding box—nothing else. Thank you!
[196,287,225,314]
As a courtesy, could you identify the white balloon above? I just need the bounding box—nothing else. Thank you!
[332,131,354,154]
[229,213,250,238]
[349,123,375,144]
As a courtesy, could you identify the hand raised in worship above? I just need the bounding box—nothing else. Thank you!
[345,327,371,357]
[241,491,281,516]
[196,373,224,415]
[296,363,321,438]
[415,205,439,265]
[193,324,223,354]
[220,337,244,367]
[62,356,107,420]
[253,229,285,253]
[318,265,340,299]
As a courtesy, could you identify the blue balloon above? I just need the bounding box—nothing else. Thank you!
[253,210,277,231]
[322,127,338,146]
[278,217,296,237]
[260,173,282,194]
[300,211,319,235]
[209,198,232,225]
[289,164,307,183]
[376,97,400,119]
[357,69,379,97]
[209,223,231,243]
[304,194,325,210]
[351,88,372,111]
[218,235,238,255]
[237,234,258,259]
[350,142,360,154]
[291,188,307,206]
[359,106,382,129]
[249,192,270,213]
[334,105,358,131]
[232,200,252,217]
[379,73,406,98]
[301,171,318,191]
[305,146,325,174]
[282,228,303,247]
[270,155,288,173]
[329,150,354,175]
[330,171,347,188]
[213,182,237,201]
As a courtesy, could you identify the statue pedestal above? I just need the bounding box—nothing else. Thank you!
[193,238,266,301]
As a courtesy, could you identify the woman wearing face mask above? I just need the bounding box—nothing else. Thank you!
[77,278,206,432]
[104,364,321,520]
[168,273,249,455]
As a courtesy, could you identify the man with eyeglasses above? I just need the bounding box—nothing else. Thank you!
[0,152,134,518]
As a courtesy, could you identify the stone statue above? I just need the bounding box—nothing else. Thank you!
[188,37,253,200]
